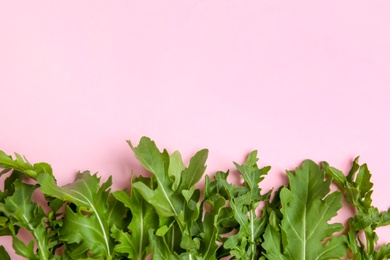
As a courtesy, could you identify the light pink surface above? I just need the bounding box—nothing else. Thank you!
[1,1,390,258]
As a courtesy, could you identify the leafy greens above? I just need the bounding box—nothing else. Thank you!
[0,137,389,259]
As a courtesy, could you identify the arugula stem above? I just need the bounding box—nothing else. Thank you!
[365,229,374,255]
[21,217,49,260]
[33,231,48,260]
[250,209,256,260]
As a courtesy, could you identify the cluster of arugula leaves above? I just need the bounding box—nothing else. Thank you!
[0,136,389,259]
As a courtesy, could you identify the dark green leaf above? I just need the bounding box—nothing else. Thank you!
[0,245,10,260]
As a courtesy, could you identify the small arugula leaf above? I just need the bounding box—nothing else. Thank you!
[263,160,347,259]
[148,229,180,260]
[200,194,225,259]
[262,211,282,259]
[177,190,203,254]
[0,171,25,237]
[0,151,53,179]
[233,151,270,202]
[0,180,53,260]
[112,176,158,259]
[168,151,185,191]
[177,149,208,193]
[325,165,346,187]
[11,235,37,259]
[347,156,360,183]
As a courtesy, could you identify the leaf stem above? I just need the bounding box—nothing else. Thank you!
[250,209,256,260]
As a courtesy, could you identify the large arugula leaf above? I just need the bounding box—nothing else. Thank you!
[129,137,181,217]
[129,137,208,218]
[128,137,210,258]
[262,160,347,259]
[37,171,125,259]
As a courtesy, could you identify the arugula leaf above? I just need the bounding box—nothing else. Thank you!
[0,151,52,179]
[129,137,181,217]
[129,137,210,257]
[200,194,226,259]
[262,160,347,259]
[177,148,208,196]
[112,176,158,259]
[230,151,270,259]
[203,152,270,259]
[326,157,390,259]
[0,245,10,260]
[37,171,121,259]
[0,180,53,260]
[148,228,180,260]
[168,151,186,191]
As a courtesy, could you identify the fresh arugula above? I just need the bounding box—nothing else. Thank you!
[326,157,390,259]
[262,160,347,259]
[0,137,389,259]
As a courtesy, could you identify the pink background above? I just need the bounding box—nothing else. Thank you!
[1,1,390,258]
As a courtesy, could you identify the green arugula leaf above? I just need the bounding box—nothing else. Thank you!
[37,171,119,259]
[0,245,10,260]
[205,151,270,259]
[60,206,111,259]
[177,148,208,194]
[168,151,186,191]
[129,137,181,217]
[0,151,52,179]
[0,180,53,260]
[326,158,390,259]
[112,176,158,259]
[148,229,180,260]
[200,194,226,259]
[263,160,347,259]
[11,235,37,259]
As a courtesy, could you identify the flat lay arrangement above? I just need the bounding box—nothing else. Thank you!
[1,137,389,259]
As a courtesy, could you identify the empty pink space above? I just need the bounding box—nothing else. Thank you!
[1,1,390,258]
